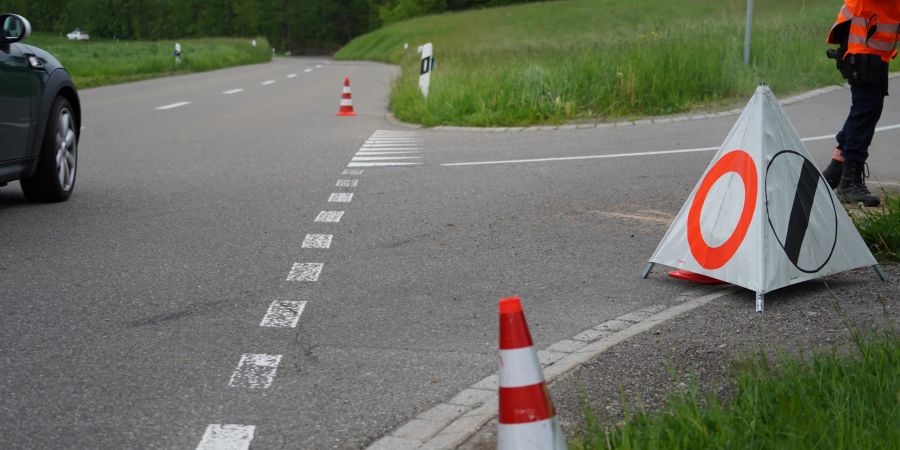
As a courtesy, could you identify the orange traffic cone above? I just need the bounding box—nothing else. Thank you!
[498,297,567,450]
[667,269,725,285]
[336,77,356,116]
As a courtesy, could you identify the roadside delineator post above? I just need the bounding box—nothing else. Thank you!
[336,77,356,116]
[498,297,567,450]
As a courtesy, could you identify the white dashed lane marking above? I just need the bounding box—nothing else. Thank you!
[315,211,345,223]
[302,234,333,249]
[315,64,322,69]
[336,179,359,187]
[286,73,297,79]
[347,162,422,167]
[260,301,307,328]
[223,89,244,95]
[352,156,422,161]
[286,263,324,281]
[342,169,364,175]
[155,101,191,110]
[356,151,422,155]
[228,354,282,389]
[197,424,255,450]
[304,68,313,73]
[261,80,276,86]
[328,193,354,203]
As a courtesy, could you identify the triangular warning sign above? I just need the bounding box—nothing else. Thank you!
[647,84,878,308]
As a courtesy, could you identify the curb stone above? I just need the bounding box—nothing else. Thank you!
[384,73,900,132]
[364,285,738,450]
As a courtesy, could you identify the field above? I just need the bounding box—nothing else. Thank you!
[335,0,897,127]
[23,34,272,89]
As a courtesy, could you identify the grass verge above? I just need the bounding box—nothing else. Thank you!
[574,332,899,450]
[852,194,900,263]
[336,0,897,127]
[22,33,272,89]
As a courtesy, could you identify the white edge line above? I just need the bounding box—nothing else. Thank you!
[155,101,191,110]
[441,122,900,167]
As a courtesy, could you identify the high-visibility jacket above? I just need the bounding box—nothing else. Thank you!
[827,0,900,62]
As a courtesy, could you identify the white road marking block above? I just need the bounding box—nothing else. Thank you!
[302,234,333,248]
[347,162,422,167]
[328,193,353,203]
[261,80,276,86]
[342,169,364,175]
[315,211,345,222]
[286,262,324,281]
[223,89,244,95]
[315,64,322,69]
[356,151,422,155]
[352,156,422,161]
[228,354,282,388]
[197,424,255,450]
[286,73,297,79]
[336,179,359,187]
[304,68,313,73]
[155,101,191,110]
[260,300,307,328]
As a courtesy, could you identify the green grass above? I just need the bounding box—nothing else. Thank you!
[335,0,896,127]
[575,332,900,450]
[22,33,272,89]
[853,194,900,262]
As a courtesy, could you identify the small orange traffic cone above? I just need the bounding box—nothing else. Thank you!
[336,77,356,116]
[667,269,725,285]
[498,297,567,450]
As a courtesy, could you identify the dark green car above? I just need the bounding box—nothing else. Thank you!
[1,13,81,202]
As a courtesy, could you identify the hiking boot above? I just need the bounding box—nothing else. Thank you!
[837,160,880,207]
[822,158,843,189]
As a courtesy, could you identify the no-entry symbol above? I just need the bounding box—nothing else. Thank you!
[765,150,838,273]
[687,150,758,270]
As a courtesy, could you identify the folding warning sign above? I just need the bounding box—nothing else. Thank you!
[644,84,885,312]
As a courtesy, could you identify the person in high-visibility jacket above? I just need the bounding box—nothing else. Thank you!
[822,0,899,207]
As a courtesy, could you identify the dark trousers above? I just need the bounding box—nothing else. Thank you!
[836,72,889,162]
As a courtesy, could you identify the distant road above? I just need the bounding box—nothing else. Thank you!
[1,58,897,449]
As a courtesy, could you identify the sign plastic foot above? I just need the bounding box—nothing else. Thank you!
[755,292,764,313]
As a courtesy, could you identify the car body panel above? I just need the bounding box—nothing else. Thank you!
[0,42,38,161]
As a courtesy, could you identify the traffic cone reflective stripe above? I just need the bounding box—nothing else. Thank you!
[336,77,356,116]
[497,297,567,450]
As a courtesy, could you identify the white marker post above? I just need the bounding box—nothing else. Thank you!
[251,39,257,47]
[417,42,433,98]
[174,42,182,65]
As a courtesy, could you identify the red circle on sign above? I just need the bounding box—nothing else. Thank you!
[687,150,758,270]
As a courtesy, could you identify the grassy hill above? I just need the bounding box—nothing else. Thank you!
[23,34,272,89]
[335,0,873,127]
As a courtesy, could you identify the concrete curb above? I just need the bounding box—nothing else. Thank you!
[365,285,739,450]
[385,73,900,133]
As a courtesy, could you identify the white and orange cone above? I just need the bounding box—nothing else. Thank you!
[336,77,356,116]
[498,297,567,450]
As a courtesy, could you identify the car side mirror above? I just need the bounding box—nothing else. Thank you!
[1,14,32,44]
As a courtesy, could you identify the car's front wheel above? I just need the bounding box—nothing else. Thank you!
[21,96,78,202]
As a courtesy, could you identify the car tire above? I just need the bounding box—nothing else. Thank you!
[21,96,78,202]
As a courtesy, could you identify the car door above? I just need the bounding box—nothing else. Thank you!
[0,42,36,161]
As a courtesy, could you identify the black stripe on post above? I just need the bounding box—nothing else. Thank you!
[784,160,820,264]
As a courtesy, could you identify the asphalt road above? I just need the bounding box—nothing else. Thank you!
[1,58,898,449]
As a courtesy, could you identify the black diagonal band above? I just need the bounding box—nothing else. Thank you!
[784,160,820,264]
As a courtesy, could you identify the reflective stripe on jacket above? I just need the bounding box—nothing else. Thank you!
[827,0,900,62]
